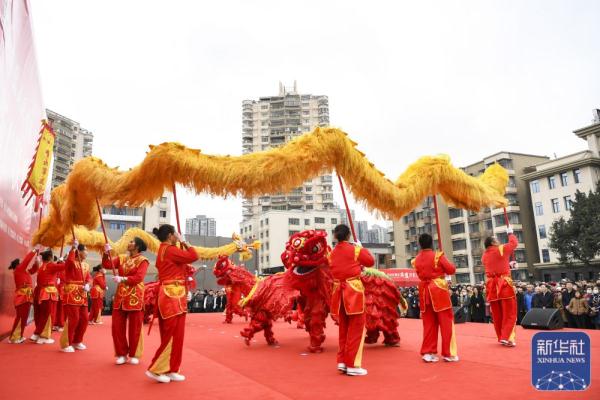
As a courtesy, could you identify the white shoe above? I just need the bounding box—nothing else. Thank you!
[346,367,368,376]
[499,339,509,346]
[443,356,459,362]
[57,327,64,332]
[128,357,140,365]
[145,370,170,383]
[36,338,55,344]
[337,363,347,372]
[422,354,439,363]
[61,346,75,353]
[9,337,26,344]
[115,356,127,365]
[73,342,87,350]
[89,321,96,325]
[29,334,40,342]
[506,341,516,347]
[166,372,186,382]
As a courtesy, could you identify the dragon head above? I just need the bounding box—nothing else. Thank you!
[281,230,330,276]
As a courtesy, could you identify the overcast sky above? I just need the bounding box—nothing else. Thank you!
[30,0,600,236]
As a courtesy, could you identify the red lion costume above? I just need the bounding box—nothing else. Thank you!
[239,229,401,353]
[213,255,257,323]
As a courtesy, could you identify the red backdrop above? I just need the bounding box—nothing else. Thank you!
[0,0,46,337]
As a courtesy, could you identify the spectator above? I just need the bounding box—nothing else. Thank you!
[589,286,600,330]
[450,289,459,307]
[407,289,420,318]
[566,290,590,329]
[203,290,215,313]
[523,284,534,312]
[191,290,204,313]
[533,284,553,309]
[553,290,567,326]
[562,282,576,327]
[516,287,527,324]
[469,287,485,323]
[459,289,470,308]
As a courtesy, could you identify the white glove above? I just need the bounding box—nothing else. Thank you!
[188,276,194,281]
[57,257,64,263]
[509,261,518,269]
[355,241,363,247]
[56,278,61,285]
[104,243,111,253]
[84,283,90,292]
[506,225,514,234]
[34,244,42,252]
[73,239,79,248]
[113,276,126,283]
[187,292,193,301]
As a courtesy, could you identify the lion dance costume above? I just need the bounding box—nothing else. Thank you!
[213,255,257,323]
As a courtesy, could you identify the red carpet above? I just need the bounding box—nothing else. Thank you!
[1,313,598,399]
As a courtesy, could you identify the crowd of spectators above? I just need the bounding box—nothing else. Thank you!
[400,279,600,330]
[188,289,227,313]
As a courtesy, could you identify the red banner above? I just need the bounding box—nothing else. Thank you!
[379,268,420,287]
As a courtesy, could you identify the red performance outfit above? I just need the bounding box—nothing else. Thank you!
[103,253,149,359]
[9,251,37,342]
[89,271,107,323]
[33,260,65,339]
[59,249,92,349]
[330,242,374,369]
[53,269,66,330]
[413,250,457,358]
[148,243,198,375]
[482,234,518,344]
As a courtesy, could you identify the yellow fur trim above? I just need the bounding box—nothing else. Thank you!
[32,127,508,247]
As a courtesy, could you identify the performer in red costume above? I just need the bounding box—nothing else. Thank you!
[8,248,39,343]
[53,267,66,332]
[31,249,65,344]
[329,224,374,377]
[102,237,149,365]
[89,265,107,324]
[413,233,458,363]
[146,224,198,383]
[483,226,518,347]
[59,242,92,353]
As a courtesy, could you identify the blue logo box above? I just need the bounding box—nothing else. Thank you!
[532,331,591,391]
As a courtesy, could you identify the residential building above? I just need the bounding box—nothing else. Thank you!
[47,109,93,188]
[340,209,356,227]
[186,214,217,237]
[522,112,600,281]
[240,209,341,272]
[393,152,549,284]
[367,224,387,244]
[103,195,171,238]
[356,220,369,243]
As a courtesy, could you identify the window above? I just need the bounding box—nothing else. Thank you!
[573,169,581,184]
[331,218,337,224]
[494,213,520,226]
[453,255,468,268]
[538,225,547,239]
[448,208,463,219]
[305,195,313,201]
[514,249,527,263]
[289,230,299,236]
[530,180,540,193]
[563,196,572,211]
[497,159,513,170]
[534,202,543,216]
[265,218,269,225]
[159,210,167,218]
[260,220,263,227]
[470,239,481,249]
[109,222,125,230]
[468,222,479,233]
[484,219,493,230]
[315,217,325,224]
[551,198,560,213]
[541,249,550,263]
[452,239,467,251]
[508,176,517,188]
[305,186,312,192]
[548,176,556,189]
[306,205,313,210]
[450,223,465,235]
[560,172,568,187]
[288,218,300,225]
[304,219,310,225]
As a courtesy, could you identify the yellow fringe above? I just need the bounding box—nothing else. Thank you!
[32,127,508,246]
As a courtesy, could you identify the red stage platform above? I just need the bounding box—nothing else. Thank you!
[1,313,598,399]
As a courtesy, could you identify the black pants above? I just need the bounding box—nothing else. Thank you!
[573,314,587,329]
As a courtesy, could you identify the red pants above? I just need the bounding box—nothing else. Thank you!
[337,303,366,368]
[89,298,103,323]
[54,299,65,328]
[10,303,31,341]
[60,305,89,348]
[34,300,57,338]
[490,297,517,342]
[148,313,186,374]
[112,308,144,358]
[420,304,457,357]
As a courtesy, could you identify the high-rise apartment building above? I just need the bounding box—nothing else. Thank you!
[393,152,549,283]
[46,109,93,188]
[240,82,338,271]
[522,112,600,281]
[356,220,369,243]
[186,214,217,237]
[102,195,171,239]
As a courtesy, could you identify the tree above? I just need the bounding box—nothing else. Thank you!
[548,182,600,266]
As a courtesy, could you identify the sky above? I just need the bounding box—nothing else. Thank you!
[30,0,600,236]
